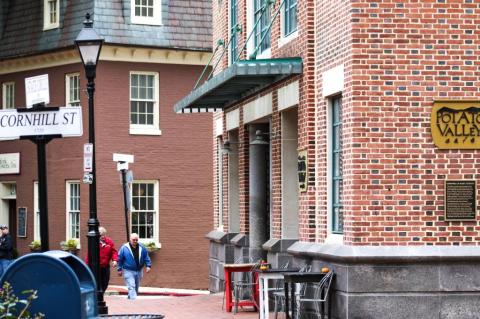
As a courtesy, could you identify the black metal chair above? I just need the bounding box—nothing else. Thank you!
[297,271,334,319]
[273,264,311,319]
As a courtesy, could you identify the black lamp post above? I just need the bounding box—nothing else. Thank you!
[75,13,107,315]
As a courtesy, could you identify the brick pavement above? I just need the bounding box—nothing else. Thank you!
[105,293,263,319]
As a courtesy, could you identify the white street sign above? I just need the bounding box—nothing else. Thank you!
[84,143,93,172]
[0,107,83,140]
[25,74,50,108]
[83,173,93,184]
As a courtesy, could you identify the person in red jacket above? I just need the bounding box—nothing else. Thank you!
[86,226,118,293]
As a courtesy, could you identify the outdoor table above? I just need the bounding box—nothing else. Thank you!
[254,268,300,319]
[223,263,258,312]
[283,272,328,319]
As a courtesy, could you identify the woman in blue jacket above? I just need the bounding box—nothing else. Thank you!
[117,233,152,299]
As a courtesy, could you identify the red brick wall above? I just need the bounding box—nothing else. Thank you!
[211,0,317,241]
[0,60,213,288]
[343,0,480,245]
[213,0,480,247]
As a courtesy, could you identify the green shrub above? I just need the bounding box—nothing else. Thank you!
[0,282,44,318]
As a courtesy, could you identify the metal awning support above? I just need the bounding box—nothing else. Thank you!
[174,57,302,114]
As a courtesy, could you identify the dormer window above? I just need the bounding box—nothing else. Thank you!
[43,0,59,30]
[131,0,162,26]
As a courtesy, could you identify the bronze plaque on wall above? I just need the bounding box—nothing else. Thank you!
[445,180,476,221]
[298,149,308,193]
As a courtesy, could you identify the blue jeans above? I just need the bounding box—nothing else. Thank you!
[123,269,143,299]
[0,259,12,278]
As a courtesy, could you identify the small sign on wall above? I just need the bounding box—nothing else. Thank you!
[17,207,27,237]
[445,180,476,221]
[298,149,308,193]
[0,153,20,175]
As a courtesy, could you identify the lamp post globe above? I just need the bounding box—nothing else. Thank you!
[75,12,107,315]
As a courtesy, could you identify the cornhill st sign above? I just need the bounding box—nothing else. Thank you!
[0,107,82,140]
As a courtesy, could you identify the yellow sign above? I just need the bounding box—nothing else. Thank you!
[431,100,480,149]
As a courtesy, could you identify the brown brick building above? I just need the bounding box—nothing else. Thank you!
[0,0,213,289]
[175,0,480,317]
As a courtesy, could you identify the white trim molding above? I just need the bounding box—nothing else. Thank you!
[0,47,212,75]
[243,93,272,124]
[322,64,344,97]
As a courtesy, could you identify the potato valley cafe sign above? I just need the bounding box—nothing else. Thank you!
[431,101,480,149]
[0,107,82,140]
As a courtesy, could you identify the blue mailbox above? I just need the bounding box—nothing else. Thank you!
[1,250,97,319]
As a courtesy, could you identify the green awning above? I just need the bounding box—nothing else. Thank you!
[174,57,303,113]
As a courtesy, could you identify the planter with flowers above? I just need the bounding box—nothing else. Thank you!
[28,240,42,252]
[60,239,79,255]
[145,241,160,253]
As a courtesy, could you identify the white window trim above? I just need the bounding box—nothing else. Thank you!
[43,0,60,30]
[130,180,160,246]
[129,71,161,136]
[65,73,80,106]
[130,0,162,26]
[247,0,271,59]
[2,82,15,109]
[278,30,298,48]
[278,0,298,47]
[33,182,40,241]
[65,180,81,247]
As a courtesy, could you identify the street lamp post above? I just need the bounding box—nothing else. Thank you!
[75,13,107,315]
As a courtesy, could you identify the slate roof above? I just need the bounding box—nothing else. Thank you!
[0,0,212,60]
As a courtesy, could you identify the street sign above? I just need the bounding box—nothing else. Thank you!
[84,143,93,172]
[0,107,82,140]
[25,75,50,108]
[83,173,93,184]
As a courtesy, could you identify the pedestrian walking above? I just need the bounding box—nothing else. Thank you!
[0,225,14,277]
[85,226,118,292]
[117,233,152,299]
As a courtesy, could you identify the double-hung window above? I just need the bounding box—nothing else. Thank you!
[284,0,297,36]
[44,0,59,30]
[130,72,160,135]
[66,73,80,106]
[253,0,271,55]
[66,181,80,241]
[131,0,162,25]
[130,181,159,244]
[230,0,239,64]
[331,96,343,233]
[2,82,15,109]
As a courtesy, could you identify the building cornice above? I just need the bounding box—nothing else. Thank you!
[0,45,212,75]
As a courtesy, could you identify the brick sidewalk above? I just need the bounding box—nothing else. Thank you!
[105,293,261,319]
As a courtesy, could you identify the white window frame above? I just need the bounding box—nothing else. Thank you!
[279,0,298,47]
[65,73,80,106]
[246,0,271,59]
[130,0,162,26]
[43,0,60,30]
[2,82,15,109]
[34,182,40,241]
[66,181,81,244]
[129,71,161,135]
[130,180,160,246]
